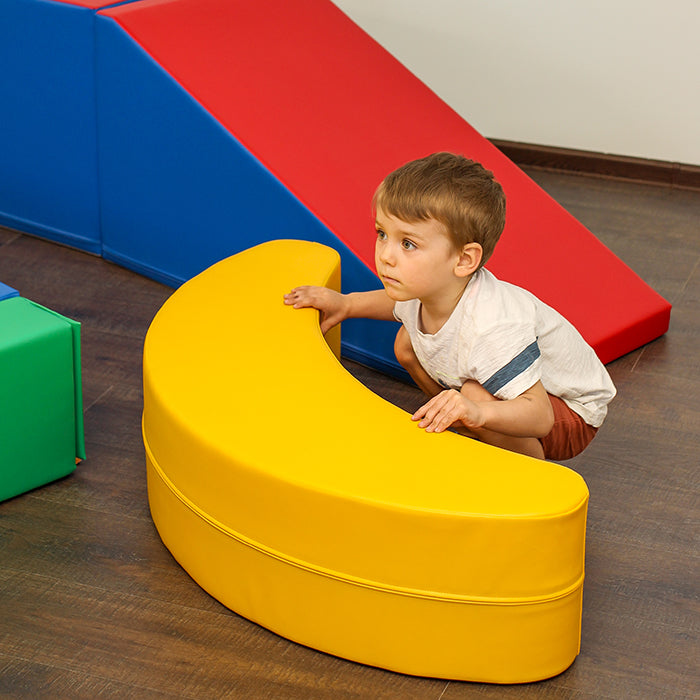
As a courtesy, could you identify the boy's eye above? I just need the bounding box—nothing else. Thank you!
[401,239,417,250]
[376,229,387,241]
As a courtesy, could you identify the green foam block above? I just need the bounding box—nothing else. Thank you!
[0,297,85,501]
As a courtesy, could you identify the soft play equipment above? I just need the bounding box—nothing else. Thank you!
[0,297,85,501]
[94,0,670,370]
[0,282,19,302]
[143,240,590,683]
[0,0,121,253]
[0,0,670,378]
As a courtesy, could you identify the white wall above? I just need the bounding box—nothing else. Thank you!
[331,0,700,166]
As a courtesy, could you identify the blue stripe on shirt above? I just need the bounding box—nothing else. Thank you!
[482,340,541,395]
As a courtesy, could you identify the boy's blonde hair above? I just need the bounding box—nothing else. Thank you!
[373,152,506,267]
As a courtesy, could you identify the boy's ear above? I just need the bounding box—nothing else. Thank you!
[455,243,482,277]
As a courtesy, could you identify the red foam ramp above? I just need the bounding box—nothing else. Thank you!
[101,0,670,364]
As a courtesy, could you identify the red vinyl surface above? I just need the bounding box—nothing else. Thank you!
[99,0,670,362]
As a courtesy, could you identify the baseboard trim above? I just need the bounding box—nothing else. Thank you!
[489,139,700,191]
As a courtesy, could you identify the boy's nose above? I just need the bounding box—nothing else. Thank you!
[377,241,395,265]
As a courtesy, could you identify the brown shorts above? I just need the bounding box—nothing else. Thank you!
[540,395,598,461]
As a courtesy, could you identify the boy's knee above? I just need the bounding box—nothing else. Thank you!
[394,326,418,369]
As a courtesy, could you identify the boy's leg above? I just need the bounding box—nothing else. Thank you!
[394,326,443,398]
[395,327,544,459]
[458,380,545,459]
[540,395,598,460]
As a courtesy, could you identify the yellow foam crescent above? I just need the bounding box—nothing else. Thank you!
[143,239,589,683]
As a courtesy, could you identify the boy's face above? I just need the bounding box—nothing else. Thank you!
[374,208,465,304]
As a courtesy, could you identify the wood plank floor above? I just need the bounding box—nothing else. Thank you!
[0,168,698,699]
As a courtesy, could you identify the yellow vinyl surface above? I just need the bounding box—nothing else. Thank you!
[143,239,589,683]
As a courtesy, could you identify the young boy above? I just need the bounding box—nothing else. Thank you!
[284,152,616,460]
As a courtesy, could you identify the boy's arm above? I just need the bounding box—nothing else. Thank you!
[413,380,555,439]
[284,287,395,334]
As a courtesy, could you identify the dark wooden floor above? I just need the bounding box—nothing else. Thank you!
[0,168,698,699]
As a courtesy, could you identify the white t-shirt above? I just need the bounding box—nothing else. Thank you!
[393,268,616,428]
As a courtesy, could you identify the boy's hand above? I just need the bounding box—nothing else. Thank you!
[284,286,349,334]
[412,389,485,433]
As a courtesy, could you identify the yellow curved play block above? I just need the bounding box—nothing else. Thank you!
[143,239,589,684]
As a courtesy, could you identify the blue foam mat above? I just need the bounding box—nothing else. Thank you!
[0,282,20,302]
[0,0,101,252]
